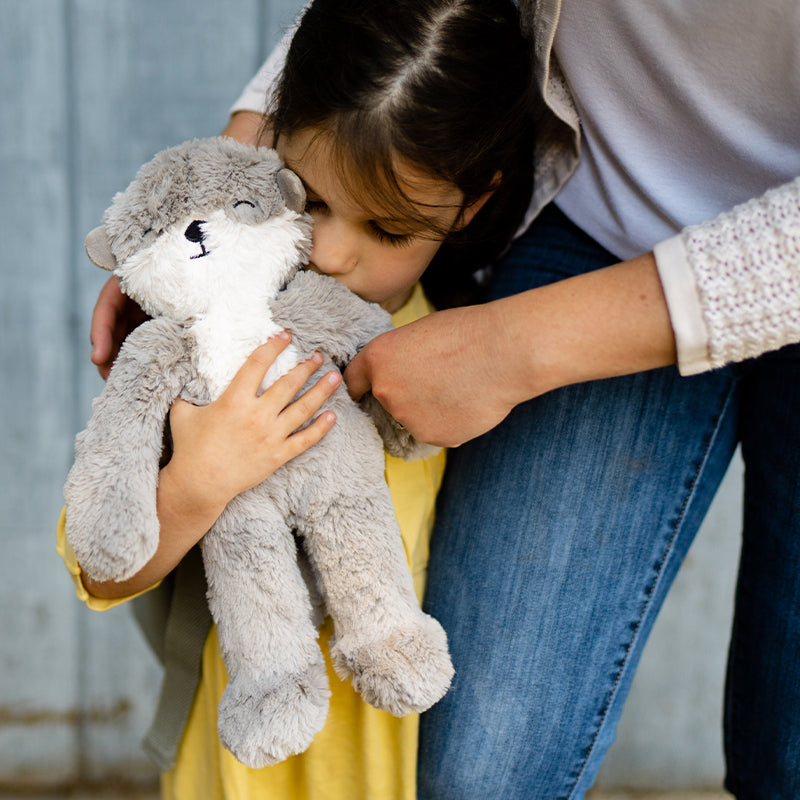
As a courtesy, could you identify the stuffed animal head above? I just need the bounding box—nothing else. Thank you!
[85,138,312,321]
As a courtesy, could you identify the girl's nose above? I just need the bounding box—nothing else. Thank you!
[309,216,357,276]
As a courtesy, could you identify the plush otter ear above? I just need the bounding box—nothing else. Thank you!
[276,168,306,214]
[85,226,117,271]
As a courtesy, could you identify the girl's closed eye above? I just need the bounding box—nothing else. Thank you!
[305,196,416,248]
[367,222,416,248]
[305,199,329,214]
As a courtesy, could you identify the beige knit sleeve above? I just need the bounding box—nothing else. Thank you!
[659,177,800,374]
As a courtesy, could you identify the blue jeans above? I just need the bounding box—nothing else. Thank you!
[418,205,800,799]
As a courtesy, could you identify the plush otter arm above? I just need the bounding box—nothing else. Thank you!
[356,393,441,460]
[64,318,195,583]
[270,271,438,460]
[270,271,393,365]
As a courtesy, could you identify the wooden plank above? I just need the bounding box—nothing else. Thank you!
[0,0,82,785]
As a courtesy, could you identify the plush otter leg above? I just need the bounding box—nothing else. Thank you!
[298,414,454,717]
[201,497,330,768]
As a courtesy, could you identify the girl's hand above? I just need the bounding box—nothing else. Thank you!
[84,334,340,600]
[90,275,149,379]
[167,334,341,513]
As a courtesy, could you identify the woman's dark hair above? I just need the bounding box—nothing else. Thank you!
[270,0,536,307]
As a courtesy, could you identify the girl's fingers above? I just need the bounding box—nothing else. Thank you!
[283,410,337,460]
[226,334,292,396]
[278,370,341,431]
[261,351,329,410]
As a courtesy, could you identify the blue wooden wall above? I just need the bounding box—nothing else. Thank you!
[0,0,742,790]
[0,0,304,786]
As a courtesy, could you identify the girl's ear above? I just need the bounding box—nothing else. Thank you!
[453,171,502,231]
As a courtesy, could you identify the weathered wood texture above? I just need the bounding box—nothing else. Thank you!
[0,0,303,786]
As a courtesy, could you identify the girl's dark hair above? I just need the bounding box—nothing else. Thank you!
[271,0,536,307]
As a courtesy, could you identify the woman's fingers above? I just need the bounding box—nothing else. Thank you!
[90,277,132,379]
[90,276,151,379]
[90,277,125,364]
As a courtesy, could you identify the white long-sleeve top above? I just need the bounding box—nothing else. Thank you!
[233,1,800,376]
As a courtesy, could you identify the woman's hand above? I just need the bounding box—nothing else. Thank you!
[90,276,149,379]
[344,303,524,449]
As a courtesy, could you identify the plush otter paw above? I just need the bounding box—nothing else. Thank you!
[217,658,331,768]
[331,615,454,716]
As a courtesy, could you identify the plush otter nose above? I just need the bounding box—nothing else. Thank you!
[184,220,206,243]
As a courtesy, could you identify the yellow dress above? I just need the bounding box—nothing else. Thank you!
[57,283,445,800]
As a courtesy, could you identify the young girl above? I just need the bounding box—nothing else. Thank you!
[60,0,535,797]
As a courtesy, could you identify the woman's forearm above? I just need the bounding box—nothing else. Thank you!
[345,252,677,448]
[510,251,677,399]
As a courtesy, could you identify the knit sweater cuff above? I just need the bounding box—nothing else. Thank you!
[653,234,711,375]
[681,177,800,371]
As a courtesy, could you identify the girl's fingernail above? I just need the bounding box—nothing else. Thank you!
[312,351,323,364]
[278,331,291,341]
[327,372,341,385]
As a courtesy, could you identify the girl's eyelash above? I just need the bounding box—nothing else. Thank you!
[305,199,415,247]
[368,222,416,248]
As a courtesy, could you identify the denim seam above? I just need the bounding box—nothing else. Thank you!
[566,383,737,799]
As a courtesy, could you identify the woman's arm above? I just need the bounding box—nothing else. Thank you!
[84,336,341,599]
[221,110,271,147]
[345,252,675,448]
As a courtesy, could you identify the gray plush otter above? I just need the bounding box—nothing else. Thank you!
[63,137,453,768]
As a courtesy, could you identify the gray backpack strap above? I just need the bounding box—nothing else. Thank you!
[131,571,174,666]
[137,545,213,772]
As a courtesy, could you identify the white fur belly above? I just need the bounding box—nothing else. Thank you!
[258,344,302,395]
[193,317,301,401]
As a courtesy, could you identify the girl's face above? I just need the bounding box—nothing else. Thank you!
[276,127,466,312]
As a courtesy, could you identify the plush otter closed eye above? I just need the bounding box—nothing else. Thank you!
[64,137,453,768]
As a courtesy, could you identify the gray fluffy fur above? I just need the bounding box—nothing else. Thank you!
[64,138,452,768]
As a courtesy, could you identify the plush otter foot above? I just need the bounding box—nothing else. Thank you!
[331,615,454,716]
[217,658,330,768]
